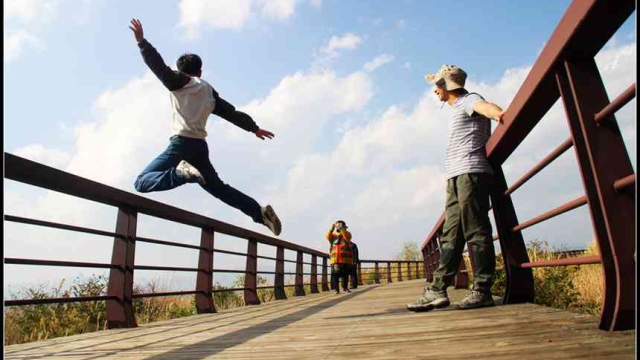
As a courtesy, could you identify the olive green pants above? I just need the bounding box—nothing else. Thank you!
[431,173,496,293]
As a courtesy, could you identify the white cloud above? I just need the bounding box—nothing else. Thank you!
[4,30,44,63]
[309,0,322,8]
[323,33,363,52]
[4,0,61,23]
[397,19,406,29]
[373,18,383,26]
[13,145,71,169]
[313,33,363,68]
[403,62,411,70]
[363,53,395,72]
[4,0,96,63]
[177,0,303,38]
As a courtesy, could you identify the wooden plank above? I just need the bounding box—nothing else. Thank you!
[4,280,634,359]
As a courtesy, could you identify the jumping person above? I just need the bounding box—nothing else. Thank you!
[128,19,281,236]
[407,65,504,311]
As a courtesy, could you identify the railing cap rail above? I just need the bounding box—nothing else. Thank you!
[4,153,327,257]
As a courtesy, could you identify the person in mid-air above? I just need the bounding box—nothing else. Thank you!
[128,18,281,236]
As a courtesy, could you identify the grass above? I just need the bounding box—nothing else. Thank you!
[488,239,602,315]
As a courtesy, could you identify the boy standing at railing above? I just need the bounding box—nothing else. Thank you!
[407,65,504,311]
[128,19,281,236]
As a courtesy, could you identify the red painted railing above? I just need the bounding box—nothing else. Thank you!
[4,153,424,328]
[420,0,635,331]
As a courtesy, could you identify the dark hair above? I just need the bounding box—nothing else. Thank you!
[336,220,348,228]
[177,53,202,76]
[449,88,469,96]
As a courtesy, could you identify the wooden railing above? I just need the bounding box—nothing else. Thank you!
[420,0,635,331]
[4,153,335,328]
[357,260,425,285]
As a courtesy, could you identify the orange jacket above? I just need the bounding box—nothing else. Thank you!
[326,229,353,265]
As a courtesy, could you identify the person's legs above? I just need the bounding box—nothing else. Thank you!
[457,173,495,294]
[341,265,350,292]
[407,177,466,311]
[430,177,467,291]
[331,264,340,293]
[134,136,189,193]
[186,141,264,224]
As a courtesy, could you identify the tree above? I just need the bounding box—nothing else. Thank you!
[395,241,421,261]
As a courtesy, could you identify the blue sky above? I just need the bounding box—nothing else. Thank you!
[8,0,634,152]
[4,0,636,291]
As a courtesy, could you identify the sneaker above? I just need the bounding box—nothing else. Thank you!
[406,288,450,312]
[344,288,351,293]
[453,290,495,310]
[176,160,205,185]
[334,290,340,295]
[261,205,282,236]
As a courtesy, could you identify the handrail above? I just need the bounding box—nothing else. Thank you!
[4,153,326,257]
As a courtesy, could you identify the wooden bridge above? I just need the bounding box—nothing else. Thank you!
[3,0,637,358]
[4,280,635,359]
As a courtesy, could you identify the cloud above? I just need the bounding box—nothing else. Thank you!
[4,30,44,63]
[323,33,363,52]
[363,53,395,72]
[397,19,406,29]
[4,0,96,63]
[313,33,363,68]
[4,0,62,23]
[403,62,411,70]
[13,145,71,169]
[176,0,305,39]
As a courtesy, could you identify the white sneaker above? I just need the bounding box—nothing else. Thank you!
[261,205,282,236]
[176,160,206,185]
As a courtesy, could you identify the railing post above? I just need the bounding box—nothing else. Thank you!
[274,246,287,300]
[425,243,432,282]
[310,255,319,293]
[467,245,477,276]
[374,262,380,284]
[244,239,260,305]
[397,261,403,282]
[423,248,429,280]
[357,262,363,286]
[321,257,330,291]
[407,261,413,280]
[107,207,137,328]
[557,60,635,331]
[295,251,305,296]
[387,262,392,283]
[453,260,469,289]
[195,228,215,313]
[490,165,534,304]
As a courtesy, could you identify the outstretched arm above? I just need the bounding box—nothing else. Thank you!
[213,96,275,140]
[473,101,505,123]
[129,18,190,91]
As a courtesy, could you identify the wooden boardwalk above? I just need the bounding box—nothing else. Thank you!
[4,280,635,359]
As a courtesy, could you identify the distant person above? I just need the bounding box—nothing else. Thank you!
[407,65,503,312]
[326,220,354,294]
[128,18,281,236]
[349,241,360,289]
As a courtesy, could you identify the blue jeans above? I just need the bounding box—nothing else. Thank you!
[134,135,264,224]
